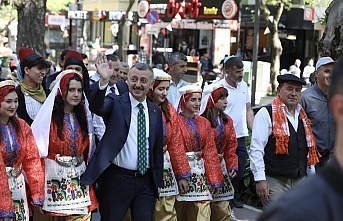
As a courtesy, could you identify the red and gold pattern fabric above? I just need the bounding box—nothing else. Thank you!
[42,115,98,216]
[0,118,44,219]
[165,103,191,180]
[178,114,223,187]
[214,115,238,172]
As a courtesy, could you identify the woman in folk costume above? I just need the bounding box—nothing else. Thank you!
[145,68,185,221]
[31,70,98,221]
[200,84,238,221]
[0,80,45,221]
[172,84,224,221]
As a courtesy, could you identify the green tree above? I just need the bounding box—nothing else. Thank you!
[117,0,135,60]
[15,0,72,56]
[261,0,330,93]
[47,0,72,14]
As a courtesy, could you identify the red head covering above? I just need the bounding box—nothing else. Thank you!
[18,48,41,63]
[0,80,16,107]
[63,50,84,69]
[58,70,83,98]
[206,87,226,109]
[179,92,201,112]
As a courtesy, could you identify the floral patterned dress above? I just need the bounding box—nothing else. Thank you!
[0,118,44,221]
[174,114,223,201]
[211,114,238,201]
[42,113,98,216]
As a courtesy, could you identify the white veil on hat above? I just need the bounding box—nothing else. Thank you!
[31,70,95,160]
[174,84,202,114]
[199,84,225,115]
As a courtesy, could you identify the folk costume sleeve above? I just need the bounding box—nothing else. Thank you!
[19,119,44,205]
[0,153,14,218]
[196,116,224,188]
[221,115,238,172]
[166,103,191,179]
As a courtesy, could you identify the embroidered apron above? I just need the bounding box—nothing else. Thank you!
[176,151,213,201]
[212,154,234,202]
[160,151,179,197]
[43,158,91,215]
[6,166,29,221]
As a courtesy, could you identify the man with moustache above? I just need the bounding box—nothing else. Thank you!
[166,52,189,107]
[214,56,254,212]
[81,53,163,221]
[301,57,336,170]
[258,58,343,221]
[249,74,320,208]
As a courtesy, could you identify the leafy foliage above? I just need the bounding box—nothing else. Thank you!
[46,0,73,14]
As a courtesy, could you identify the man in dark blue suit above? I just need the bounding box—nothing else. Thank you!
[82,53,163,221]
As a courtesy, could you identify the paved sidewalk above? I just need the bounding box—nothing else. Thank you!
[232,204,263,221]
[91,204,263,221]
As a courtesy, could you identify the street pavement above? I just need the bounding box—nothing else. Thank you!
[91,204,262,221]
[232,204,263,221]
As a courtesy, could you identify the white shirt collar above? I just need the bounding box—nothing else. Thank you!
[129,93,148,110]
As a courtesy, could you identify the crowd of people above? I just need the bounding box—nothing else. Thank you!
[0,46,341,221]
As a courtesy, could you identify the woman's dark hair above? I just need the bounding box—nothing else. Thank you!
[202,89,229,128]
[0,89,20,142]
[147,91,171,122]
[52,74,88,141]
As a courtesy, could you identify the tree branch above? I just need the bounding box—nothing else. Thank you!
[261,0,272,29]
[274,2,284,23]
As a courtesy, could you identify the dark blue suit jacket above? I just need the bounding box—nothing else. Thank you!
[81,88,163,197]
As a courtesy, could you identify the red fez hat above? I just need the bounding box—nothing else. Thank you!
[18,48,41,63]
[64,50,84,69]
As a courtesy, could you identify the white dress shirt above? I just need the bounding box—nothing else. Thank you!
[249,105,301,181]
[167,79,189,107]
[113,93,150,170]
[93,83,120,140]
[214,79,251,138]
[24,93,43,121]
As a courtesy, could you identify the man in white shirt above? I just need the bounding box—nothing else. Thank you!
[166,52,189,107]
[214,56,254,209]
[249,74,320,208]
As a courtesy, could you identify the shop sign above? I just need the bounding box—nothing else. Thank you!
[47,15,66,26]
[91,8,107,21]
[108,11,138,22]
[138,0,150,18]
[148,0,240,20]
[222,0,238,19]
[108,11,126,21]
[304,7,314,21]
[67,11,88,20]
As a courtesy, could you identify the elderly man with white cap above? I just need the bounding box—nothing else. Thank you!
[301,56,336,170]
